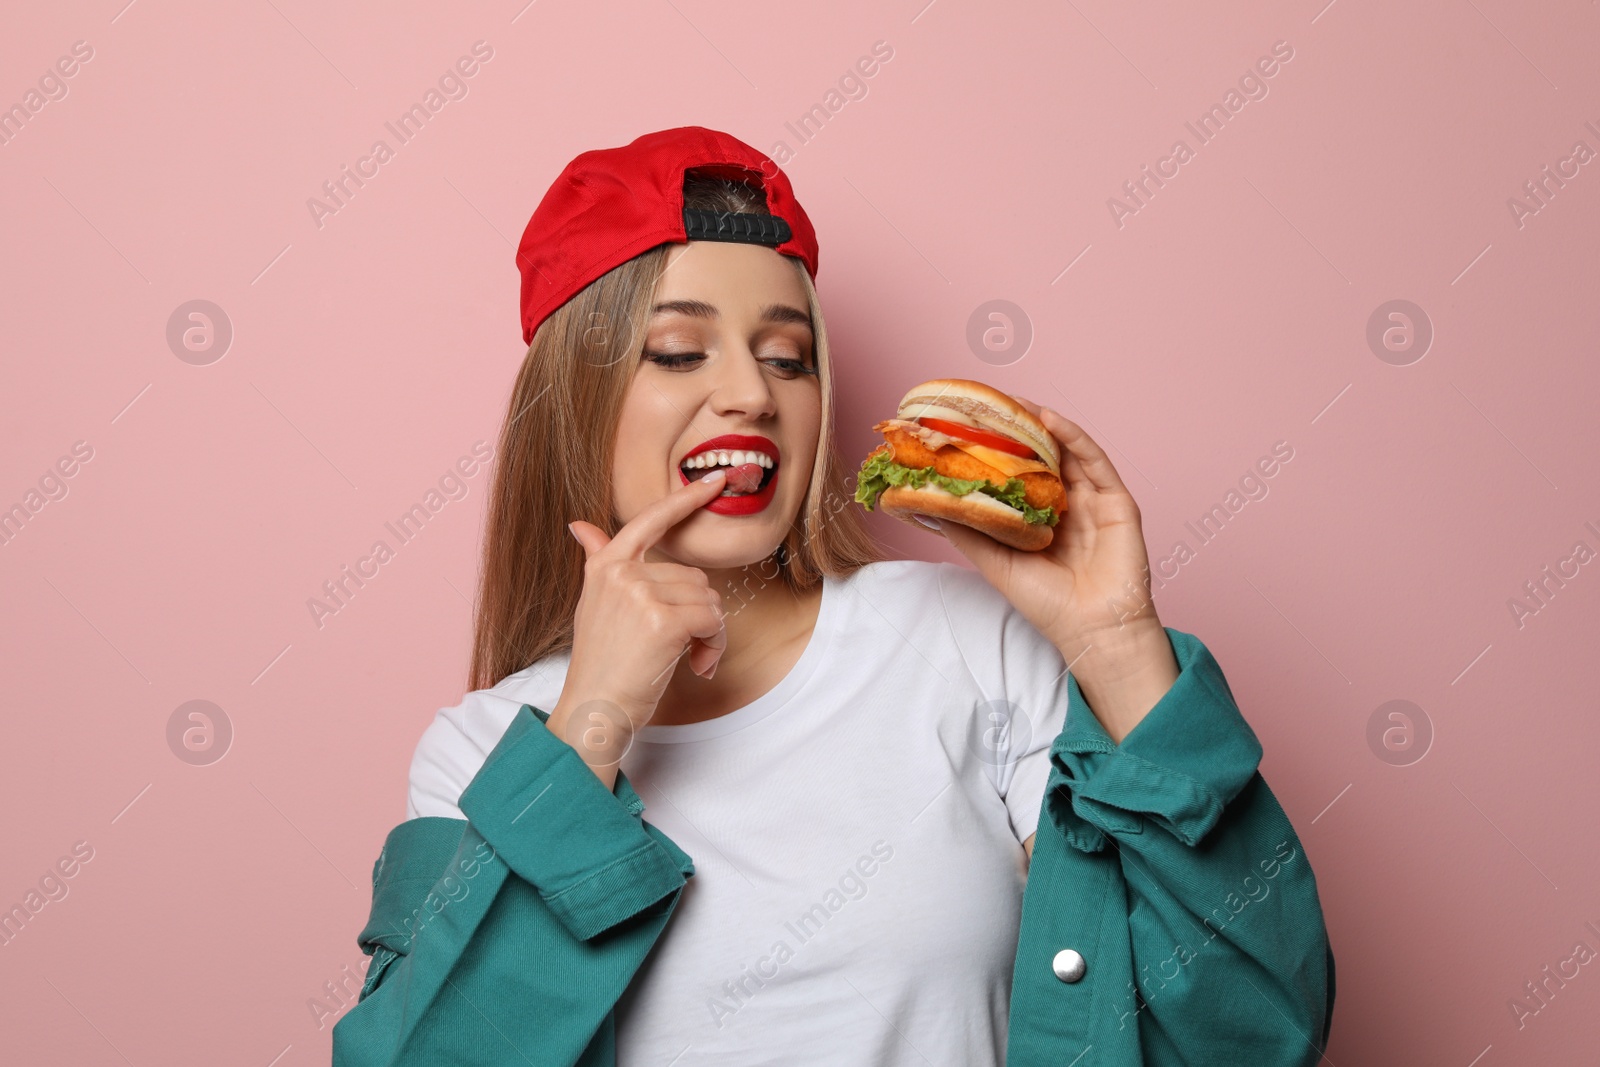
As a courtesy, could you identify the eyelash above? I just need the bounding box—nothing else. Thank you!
[642,351,818,379]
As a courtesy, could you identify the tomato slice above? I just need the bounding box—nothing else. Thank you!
[918,417,1038,459]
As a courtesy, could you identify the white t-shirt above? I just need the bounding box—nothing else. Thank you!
[407,559,1073,1067]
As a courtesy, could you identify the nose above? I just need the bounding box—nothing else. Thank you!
[707,346,777,422]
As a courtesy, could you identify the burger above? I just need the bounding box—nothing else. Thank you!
[853,379,1067,551]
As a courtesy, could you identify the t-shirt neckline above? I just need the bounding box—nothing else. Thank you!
[633,573,841,744]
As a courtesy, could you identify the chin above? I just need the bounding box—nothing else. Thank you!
[657,515,791,574]
[659,537,784,579]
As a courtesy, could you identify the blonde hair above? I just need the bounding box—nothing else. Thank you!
[467,175,880,691]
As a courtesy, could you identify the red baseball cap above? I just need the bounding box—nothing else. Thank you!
[516,126,820,346]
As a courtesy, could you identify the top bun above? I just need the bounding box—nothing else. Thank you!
[895,379,1061,476]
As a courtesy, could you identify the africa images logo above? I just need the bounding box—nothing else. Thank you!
[1106,40,1296,229]
[306,41,494,229]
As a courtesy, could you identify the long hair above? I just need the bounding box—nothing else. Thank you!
[467,172,880,690]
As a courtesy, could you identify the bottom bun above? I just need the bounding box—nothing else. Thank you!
[879,483,1055,552]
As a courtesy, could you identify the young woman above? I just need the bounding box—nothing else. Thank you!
[334,127,1334,1067]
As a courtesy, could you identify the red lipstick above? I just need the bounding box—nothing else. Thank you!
[677,434,781,516]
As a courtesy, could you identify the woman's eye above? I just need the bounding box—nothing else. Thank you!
[761,356,817,380]
[642,350,705,370]
[643,349,815,379]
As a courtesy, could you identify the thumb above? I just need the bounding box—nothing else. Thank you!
[567,520,611,558]
[937,519,1014,581]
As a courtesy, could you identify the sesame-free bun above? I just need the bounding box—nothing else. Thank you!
[879,483,1055,552]
[895,379,1061,477]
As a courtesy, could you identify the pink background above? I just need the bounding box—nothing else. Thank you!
[3,0,1598,1063]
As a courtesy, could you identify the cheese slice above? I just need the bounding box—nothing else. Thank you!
[947,441,1054,477]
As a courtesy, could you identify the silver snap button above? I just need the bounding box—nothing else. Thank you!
[1052,948,1086,983]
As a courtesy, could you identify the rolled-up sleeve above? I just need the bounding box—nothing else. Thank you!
[458,704,690,942]
[1046,627,1263,851]
[1019,625,1335,1064]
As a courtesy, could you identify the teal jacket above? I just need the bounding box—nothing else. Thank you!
[332,627,1335,1065]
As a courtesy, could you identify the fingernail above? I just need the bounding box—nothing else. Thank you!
[566,522,580,542]
[705,660,718,679]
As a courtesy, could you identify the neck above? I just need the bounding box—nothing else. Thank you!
[652,559,823,726]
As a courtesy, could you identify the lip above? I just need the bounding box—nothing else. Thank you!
[677,433,781,516]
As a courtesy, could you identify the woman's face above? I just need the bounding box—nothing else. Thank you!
[611,240,822,571]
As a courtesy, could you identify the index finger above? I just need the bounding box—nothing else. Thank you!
[604,469,727,560]
[1039,407,1129,494]
[1018,392,1127,492]
[1012,394,1045,418]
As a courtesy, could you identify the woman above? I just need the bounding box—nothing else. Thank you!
[334,127,1334,1066]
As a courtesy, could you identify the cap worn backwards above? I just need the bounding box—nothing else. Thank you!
[515,126,820,346]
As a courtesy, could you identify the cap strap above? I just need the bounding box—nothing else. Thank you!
[682,207,793,246]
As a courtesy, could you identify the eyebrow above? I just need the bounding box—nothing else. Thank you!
[651,299,813,328]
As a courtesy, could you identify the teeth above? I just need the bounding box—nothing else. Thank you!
[681,448,778,470]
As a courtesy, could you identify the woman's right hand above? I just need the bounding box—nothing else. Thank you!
[550,469,729,773]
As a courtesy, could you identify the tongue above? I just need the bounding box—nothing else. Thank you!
[721,462,765,494]
[688,460,761,492]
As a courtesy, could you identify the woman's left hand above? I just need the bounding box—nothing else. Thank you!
[937,400,1179,742]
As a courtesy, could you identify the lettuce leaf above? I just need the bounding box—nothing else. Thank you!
[853,452,1059,526]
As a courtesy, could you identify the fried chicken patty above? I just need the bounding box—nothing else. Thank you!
[874,427,1067,513]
